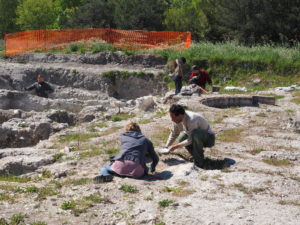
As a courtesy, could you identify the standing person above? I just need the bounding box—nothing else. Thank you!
[93,122,159,183]
[165,104,215,168]
[25,74,54,98]
[189,65,212,93]
[173,57,186,95]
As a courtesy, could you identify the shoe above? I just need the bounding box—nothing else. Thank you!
[194,161,204,169]
[93,175,113,183]
[188,157,194,162]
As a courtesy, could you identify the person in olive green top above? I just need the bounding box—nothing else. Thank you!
[173,57,186,95]
[166,104,215,168]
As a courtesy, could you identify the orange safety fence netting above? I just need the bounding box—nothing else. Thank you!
[4,28,191,56]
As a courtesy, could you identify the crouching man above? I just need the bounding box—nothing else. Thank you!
[166,104,215,168]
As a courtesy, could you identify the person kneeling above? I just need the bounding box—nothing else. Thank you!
[93,122,159,183]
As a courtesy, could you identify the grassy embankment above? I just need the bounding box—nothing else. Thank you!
[1,40,300,91]
[150,42,300,92]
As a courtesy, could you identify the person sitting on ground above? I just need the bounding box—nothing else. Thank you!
[189,65,212,94]
[93,122,159,183]
[165,104,215,168]
[25,74,54,98]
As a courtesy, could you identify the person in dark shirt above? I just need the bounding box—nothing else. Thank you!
[189,65,212,93]
[93,122,159,183]
[25,75,54,98]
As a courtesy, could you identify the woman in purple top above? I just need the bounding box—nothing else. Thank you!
[93,122,159,183]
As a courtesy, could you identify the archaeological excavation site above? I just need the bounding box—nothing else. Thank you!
[0,51,299,225]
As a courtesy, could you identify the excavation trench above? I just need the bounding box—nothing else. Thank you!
[200,95,276,108]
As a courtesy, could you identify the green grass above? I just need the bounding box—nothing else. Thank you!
[63,178,92,186]
[158,199,174,208]
[217,128,244,142]
[30,222,47,225]
[256,112,267,117]
[58,132,99,143]
[10,213,26,225]
[102,70,154,84]
[290,177,300,182]
[88,122,108,132]
[90,42,116,53]
[52,153,65,162]
[36,186,59,201]
[79,146,104,159]
[61,200,76,210]
[60,194,104,216]
[278,200,300,207]
[262,159,293,166]
[248,148,266,155]
[105,148,119,157]
[119,184,138,193]
[0,175,31,183]
[0,193,15,203]
[152,42,300,75]
[0,44,5,59]
[163,186,195,197]
[83,193,104,203]
[25,186,39,193]
[233,183,266,195]
[292,91,300,104]
[99,126,121,136]
[111,113,134,122]
[149,126,170,146]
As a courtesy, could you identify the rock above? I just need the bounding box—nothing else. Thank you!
[224,86,247,91]
[274,85,300,92]
[0,148,55,175]
[135,96,156,111]
[252,78,261,84]
[0,109,22,124]
[0,118,51,148]
[0,111,75,148]
[46,110,75,125]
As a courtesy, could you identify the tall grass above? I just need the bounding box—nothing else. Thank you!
[151,42,300,72]
[0,41,5,58]
[146,42,300,89]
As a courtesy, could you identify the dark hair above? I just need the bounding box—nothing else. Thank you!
[180,57,186,64]
[169,104,185,116]
[191,65,199,71]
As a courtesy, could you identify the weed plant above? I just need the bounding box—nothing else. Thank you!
[0,175,31,183]
[119,184,138,193]
[158,199,173,208]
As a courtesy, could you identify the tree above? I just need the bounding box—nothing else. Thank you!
[55,0,84,28]
[113,0,168,30]
[218,0,300,44]
[16,0,58,30]
[68,0,115,28]
[163,0,209,41]
[0,0,19,37]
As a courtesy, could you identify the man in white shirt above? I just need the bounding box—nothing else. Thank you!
[166,104,215,168]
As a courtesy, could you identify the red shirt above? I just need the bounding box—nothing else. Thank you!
[189,69,212,87]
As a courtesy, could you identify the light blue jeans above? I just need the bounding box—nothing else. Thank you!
[100,164,114,176]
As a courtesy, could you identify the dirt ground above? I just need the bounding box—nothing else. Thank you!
[0,54,299,225]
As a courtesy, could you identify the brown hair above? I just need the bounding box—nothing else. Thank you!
[125,122,141,133]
